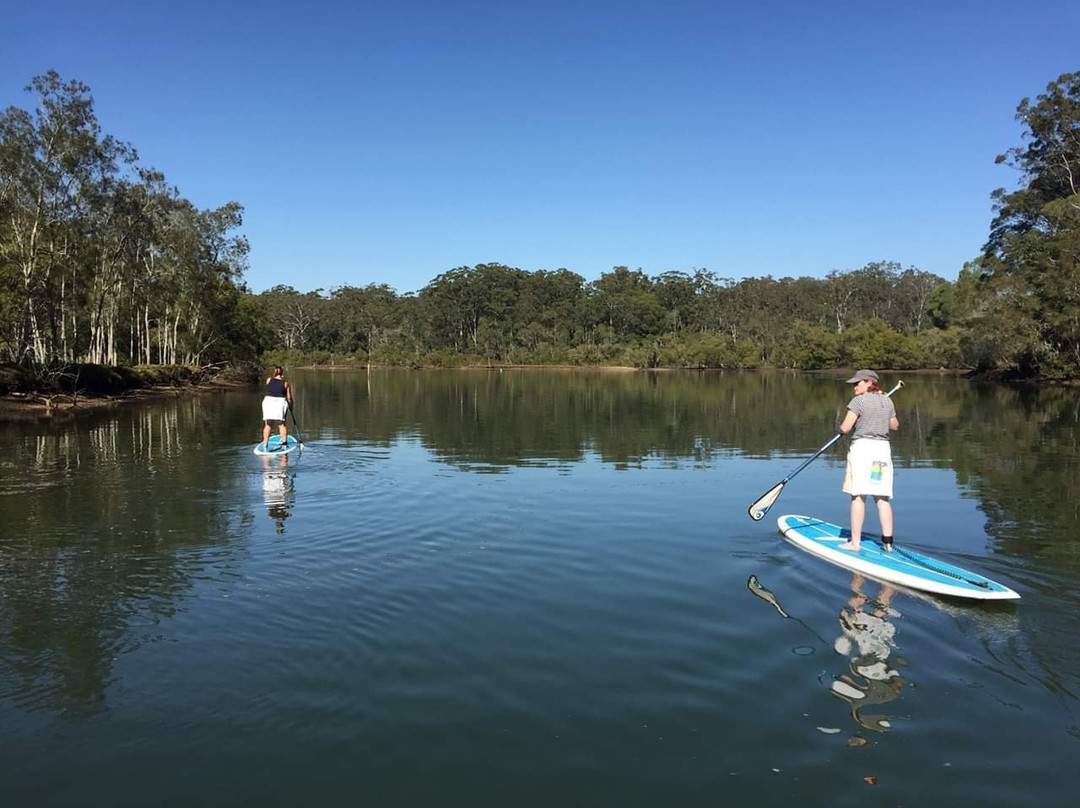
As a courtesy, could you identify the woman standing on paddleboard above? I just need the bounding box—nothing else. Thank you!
[261,366,293,451]
[836,369,899,553]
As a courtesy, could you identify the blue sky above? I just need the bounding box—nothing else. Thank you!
[3,0,1077,293]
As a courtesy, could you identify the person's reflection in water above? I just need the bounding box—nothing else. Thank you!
[830,573,906,733]
[261,453,294,535]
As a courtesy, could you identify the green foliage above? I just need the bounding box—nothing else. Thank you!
[959,290,1044,374]
[5,68,1078,379]
[977,70,1080,377]
[917,327,964,368]
[566,343,622,366]
[616,342,660,369]
[419,348,479,368]
[927,282,956,328]
[841,319,924,369]
[777,323,841,369]
[0,71,250,368]
[255,259,989,374]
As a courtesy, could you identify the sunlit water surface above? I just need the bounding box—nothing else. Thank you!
[1,370,1077,805]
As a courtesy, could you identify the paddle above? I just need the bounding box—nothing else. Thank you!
[747,380,904,521]
[287,402,305,451]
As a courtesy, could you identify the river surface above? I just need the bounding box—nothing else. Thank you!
[1,369,1078,805]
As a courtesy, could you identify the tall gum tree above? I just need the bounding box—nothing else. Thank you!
[982,70,1080,377]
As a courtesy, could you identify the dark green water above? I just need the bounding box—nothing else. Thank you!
[1,369,1077,805]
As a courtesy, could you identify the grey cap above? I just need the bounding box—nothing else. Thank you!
[844,369,879,384]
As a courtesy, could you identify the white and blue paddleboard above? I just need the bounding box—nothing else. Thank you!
[253,435,299,456]
[777,514,1020,601]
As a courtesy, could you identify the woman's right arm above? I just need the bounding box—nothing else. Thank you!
[839,410,858,434]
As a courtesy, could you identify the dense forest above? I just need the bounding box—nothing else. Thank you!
[2,70,1077,380]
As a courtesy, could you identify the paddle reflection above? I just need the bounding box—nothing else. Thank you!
[261,453,295,535]
[830,573,907,733]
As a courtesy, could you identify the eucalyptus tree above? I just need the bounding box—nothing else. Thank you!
[730,276,793,361]
[982,70,1080,377]
[512,267,585,347]
[852,261,903,327]
[895,267,945,336]
[823,262,907,334]
[419,266,482,352]
[125,169,182,365]
[540,268,588,344]
[323,283,401,355]
[180,201,250,364]
[418,263,526,353]
[1,71,254,369]
[767,276,832,327]
[686,270,736,336]
[0,71,133,363]
[82,170,167,365]
[129,197,249,365]
[256,284,323,353]
[824,268,860,334]
[472,262,524,353]
[654,270,696,332]
[590,266,664,338]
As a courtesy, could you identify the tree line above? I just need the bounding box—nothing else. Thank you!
[0,72,255,371]
[252,260,961,371]
[3,70,1078,379]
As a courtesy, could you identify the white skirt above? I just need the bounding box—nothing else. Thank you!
[262,396,289,422]
[842,439,894,498]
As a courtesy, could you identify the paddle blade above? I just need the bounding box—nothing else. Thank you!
[748,481,785,521]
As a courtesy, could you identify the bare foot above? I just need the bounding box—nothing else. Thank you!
[837,542,861,552]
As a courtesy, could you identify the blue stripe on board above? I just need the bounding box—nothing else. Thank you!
[783,516,1002,593]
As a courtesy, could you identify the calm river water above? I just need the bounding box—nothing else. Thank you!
[1,369,1078,805]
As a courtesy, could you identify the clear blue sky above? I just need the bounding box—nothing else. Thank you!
[4,0,1077,294]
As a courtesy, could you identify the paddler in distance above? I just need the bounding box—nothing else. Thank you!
[260,365,293,451]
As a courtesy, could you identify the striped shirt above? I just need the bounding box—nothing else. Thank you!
[847,393,896,440]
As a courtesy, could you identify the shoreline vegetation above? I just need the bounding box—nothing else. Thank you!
[3,71,1078,386]
[0,363,258,418]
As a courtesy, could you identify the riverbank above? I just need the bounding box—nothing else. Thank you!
[0,362,260,419]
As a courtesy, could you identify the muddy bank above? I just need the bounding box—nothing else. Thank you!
[0,362,260,420]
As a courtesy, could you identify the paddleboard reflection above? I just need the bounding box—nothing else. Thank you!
[830,573,907,733]
[261,453,295,535]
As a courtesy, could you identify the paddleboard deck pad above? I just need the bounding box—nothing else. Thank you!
[777,514,1020,601]
[253,435,299,456]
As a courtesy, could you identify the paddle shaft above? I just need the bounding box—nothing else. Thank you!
[288,402,304,448]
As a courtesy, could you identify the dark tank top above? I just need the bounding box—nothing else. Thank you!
[266,378,287,397]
